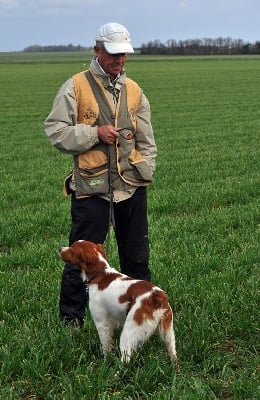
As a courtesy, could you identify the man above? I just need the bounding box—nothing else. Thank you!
[44,22,157,327]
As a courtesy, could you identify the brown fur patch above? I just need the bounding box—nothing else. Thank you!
[133,289,169,325]
[95,272,122,290]
[119,281,155,314]
[160,306,173,331]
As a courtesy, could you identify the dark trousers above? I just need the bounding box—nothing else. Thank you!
[59,187,150,323]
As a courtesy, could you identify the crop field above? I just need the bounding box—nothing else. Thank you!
[0,52,259,399]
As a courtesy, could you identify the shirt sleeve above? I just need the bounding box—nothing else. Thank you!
[43,78,100,155]
[135,91,157,173]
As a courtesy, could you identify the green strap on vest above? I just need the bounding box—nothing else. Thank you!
[85,70,119,126]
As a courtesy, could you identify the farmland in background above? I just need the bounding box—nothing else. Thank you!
[0,53,259,399]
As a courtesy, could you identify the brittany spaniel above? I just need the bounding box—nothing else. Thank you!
[59,240,178,367]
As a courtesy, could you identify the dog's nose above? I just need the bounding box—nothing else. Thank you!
[59,248,62,253]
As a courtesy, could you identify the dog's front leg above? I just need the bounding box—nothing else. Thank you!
[94,319,114,357]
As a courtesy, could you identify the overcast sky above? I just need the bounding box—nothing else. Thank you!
[0,0,259,51]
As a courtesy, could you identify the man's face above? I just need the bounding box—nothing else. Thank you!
[94,45,127,79]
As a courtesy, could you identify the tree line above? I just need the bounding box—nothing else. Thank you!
[23,44,90,52]
[140,37,260,55]
[23,37,259,55]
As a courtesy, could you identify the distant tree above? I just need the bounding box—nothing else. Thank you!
[255,41,260,52]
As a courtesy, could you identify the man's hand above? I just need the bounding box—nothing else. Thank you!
[98,125,120,144]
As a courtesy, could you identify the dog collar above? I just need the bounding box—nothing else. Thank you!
[84,267,107,285]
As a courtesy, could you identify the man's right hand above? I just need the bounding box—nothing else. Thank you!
[98,125,120,145]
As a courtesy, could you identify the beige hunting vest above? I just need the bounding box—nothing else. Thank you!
[64,70,153,199]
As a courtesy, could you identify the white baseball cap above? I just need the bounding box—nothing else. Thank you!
[95,22,134,54]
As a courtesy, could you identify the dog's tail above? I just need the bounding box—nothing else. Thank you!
[159,305,179,369]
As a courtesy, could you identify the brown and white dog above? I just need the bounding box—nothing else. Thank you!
[59,240,178,367]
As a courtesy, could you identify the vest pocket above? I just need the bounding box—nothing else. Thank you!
[75,149,110,196]
[77,169,109,196]
[127,149,153,183]
[79,149,107,170]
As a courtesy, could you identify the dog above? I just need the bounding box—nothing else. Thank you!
[59,240,178,367]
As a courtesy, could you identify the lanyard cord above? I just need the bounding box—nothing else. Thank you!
[106,129,134,256]
[105,145,115,258]
[108,145,115,229]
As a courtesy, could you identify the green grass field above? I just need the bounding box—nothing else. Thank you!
[0,53,259,399]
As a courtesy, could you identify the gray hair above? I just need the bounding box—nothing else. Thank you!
[95,41,106,50]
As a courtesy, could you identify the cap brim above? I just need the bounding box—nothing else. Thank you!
[103,42,134,54]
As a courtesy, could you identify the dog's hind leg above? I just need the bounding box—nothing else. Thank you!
[119,315,158,363]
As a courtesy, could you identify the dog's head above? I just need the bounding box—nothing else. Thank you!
[59,240,107,276]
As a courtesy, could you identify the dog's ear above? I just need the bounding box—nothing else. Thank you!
[96,243,107,259]
[80,242,99,265]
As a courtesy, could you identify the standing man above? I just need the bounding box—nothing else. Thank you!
[44,22,157,328]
